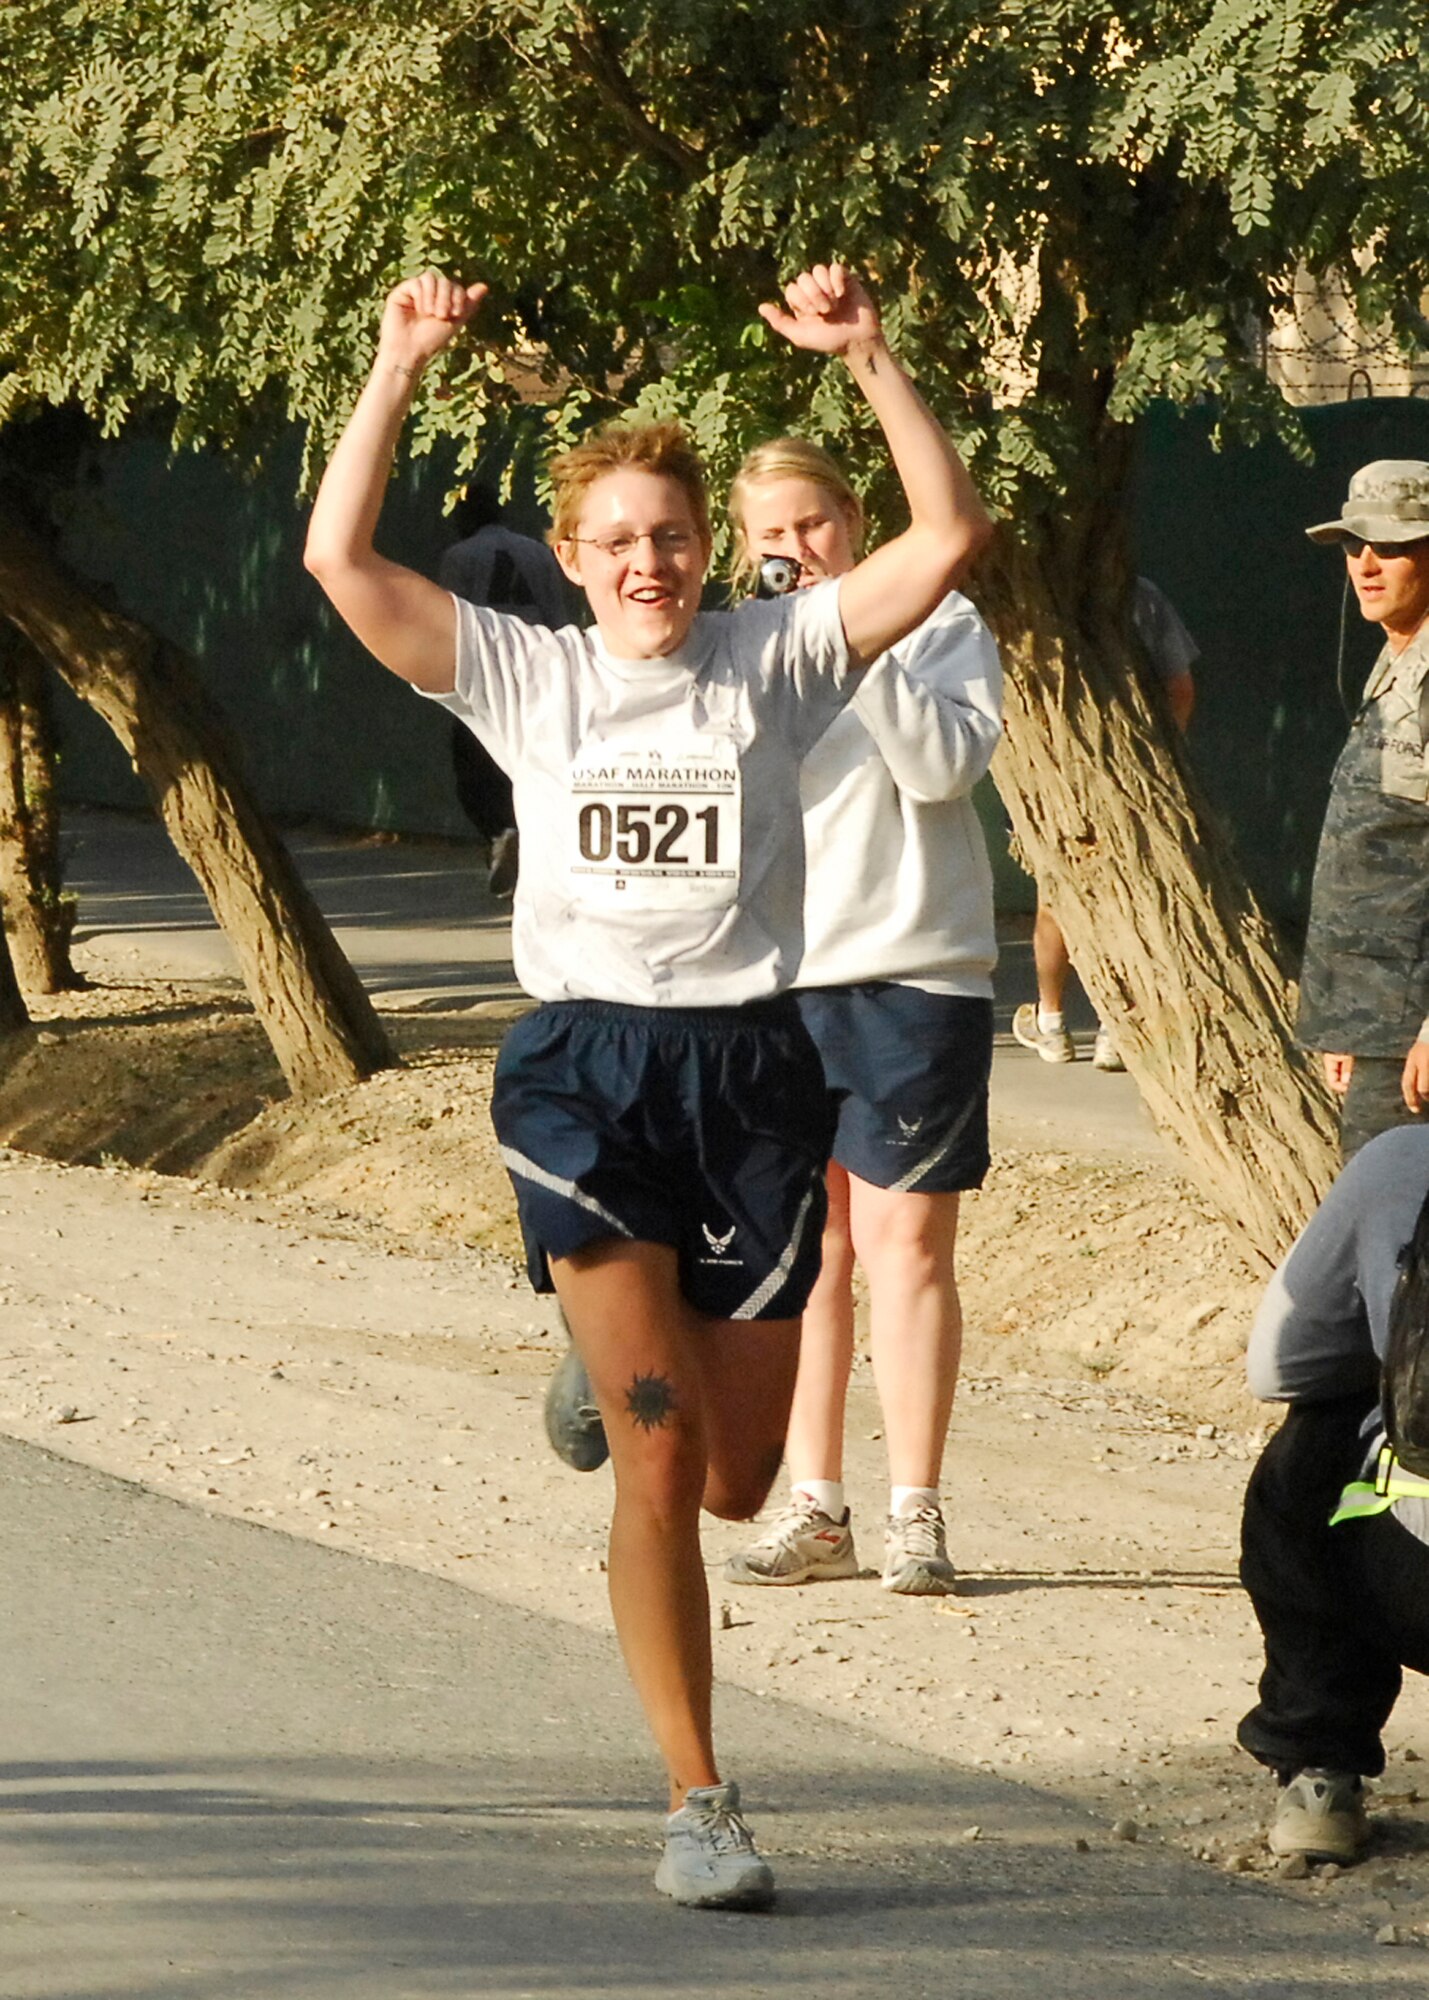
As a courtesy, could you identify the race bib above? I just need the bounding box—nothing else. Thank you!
[567,737,743,910]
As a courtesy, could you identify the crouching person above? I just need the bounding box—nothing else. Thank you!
[1239,1125,1429,1862]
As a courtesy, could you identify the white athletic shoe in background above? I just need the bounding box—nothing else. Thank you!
[882,1503,958,1595]
[723,1494,859,1586]
[1012,1003,1075,1064]
[1092,1026,1127,1072]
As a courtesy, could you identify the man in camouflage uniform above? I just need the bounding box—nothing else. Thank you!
[1299,461,1429,1159]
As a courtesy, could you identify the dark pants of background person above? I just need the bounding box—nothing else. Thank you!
[1239,1398,1429,1780]
[1341,1056,1427,1163]
[450,723,515,843]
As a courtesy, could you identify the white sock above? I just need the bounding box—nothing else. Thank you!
[891,1485,941,1519]
[793,1478,846,1522]
[1037,1008,1065,1034]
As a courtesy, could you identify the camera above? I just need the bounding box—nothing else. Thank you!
[755,554,806,599]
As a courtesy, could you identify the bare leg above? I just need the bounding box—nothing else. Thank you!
[551,1239,798,1809]
[849,1182,963,1489]
[697,1313,802,1522]
[1032,903,1071,1017]
[782,1162,856,1485]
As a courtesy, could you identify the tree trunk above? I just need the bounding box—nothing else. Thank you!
[0,501,396,1097]
[0,622,81,991]
[978,535,1338,1273]
[0,897,30,1036]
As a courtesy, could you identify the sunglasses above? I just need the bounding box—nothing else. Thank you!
[1343,535,1429,559]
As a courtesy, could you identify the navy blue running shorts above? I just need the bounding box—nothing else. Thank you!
[795,982,992,1193]
[491,997,836,1320]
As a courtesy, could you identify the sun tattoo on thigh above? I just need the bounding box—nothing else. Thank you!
[625,1372,678,1431]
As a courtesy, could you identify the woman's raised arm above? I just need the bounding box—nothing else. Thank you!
[304,272,487,693]
[759,264,991,665]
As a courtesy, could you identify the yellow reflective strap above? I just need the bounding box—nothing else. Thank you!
[1331,1444,1429,1526]
[1329,1482,1394,1526]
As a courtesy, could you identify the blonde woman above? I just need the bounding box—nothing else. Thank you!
[724,438,1002,1596]
[304,267,990,1906]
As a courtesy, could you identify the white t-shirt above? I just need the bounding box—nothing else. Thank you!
[796,593,1003,995]
[422,582,851,1005]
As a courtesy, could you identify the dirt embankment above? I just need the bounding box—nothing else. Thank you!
[2,949,1263,1427]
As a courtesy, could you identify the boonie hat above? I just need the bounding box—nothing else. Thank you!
[1306,459,1429,545]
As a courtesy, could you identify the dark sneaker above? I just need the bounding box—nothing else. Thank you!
[1268,1768,1369,1863]
[655,1780,775,1910]
[543,1338,608,1472]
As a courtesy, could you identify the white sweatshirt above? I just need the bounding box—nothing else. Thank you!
[796,591,1003,996]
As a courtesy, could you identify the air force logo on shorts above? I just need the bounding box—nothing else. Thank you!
[699,1220,742,1267]
[490,996,833,1320]
[795,983,993,1194]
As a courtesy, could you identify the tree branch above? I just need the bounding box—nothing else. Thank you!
[567,7,704,178]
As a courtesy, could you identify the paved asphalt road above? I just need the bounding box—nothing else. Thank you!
[1,1436,1413,1998]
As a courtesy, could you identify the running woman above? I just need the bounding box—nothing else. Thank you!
[303,264,990,1908]
[723,438,1002,1596]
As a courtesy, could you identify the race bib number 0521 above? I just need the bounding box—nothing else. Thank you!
[568,743,742,910]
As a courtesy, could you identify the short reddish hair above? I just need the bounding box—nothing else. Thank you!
[548,420,712,550]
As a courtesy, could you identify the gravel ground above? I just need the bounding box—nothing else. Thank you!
[0,945,1423,1949]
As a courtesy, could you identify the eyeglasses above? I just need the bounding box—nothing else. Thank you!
[1343,535,1429,559]
[568,528,698,560]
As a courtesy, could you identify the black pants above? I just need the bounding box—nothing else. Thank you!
[450,722,515,843]
[1341,1055,1427,1162]
[1238,1399,1429,1779]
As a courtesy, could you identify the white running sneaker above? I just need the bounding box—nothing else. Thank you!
[1012,1003,1075,1064]
[1092,1026,1126,1072]
[723,1494,859,1586]
[882,1503,957,1595]
[655,1781,775,1909]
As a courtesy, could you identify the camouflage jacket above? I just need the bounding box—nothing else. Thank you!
[1298,626,1429,1057]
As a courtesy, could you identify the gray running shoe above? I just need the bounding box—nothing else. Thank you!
[723,1494,859,1586]
[1268,1768,1369,1863]
[1092,1026,1126,1072]
[543,1337,608,1472]
[1012,1002,1075,1064]
[882,1503,957,1595]
[655,1780,775,1910]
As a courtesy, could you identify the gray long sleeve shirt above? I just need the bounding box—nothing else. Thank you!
[1248,1124,1429,1540]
